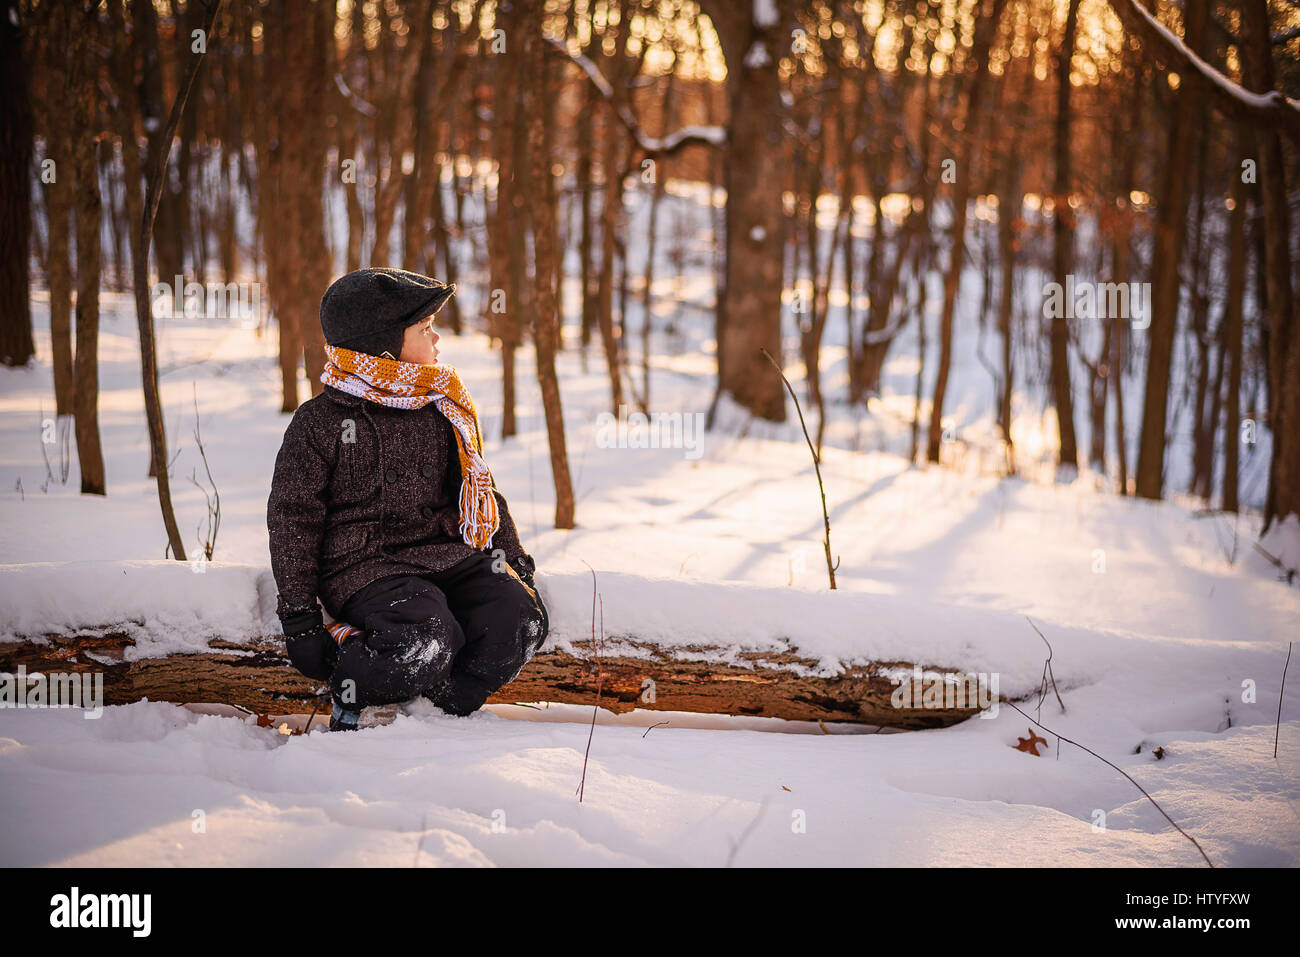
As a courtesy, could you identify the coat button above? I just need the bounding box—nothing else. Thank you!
[422,506,434,520]
[421,464,434,477]
[386,469,398,483]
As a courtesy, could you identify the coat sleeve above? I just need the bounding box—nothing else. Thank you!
[491,489,528,565]
[266,410,332,617]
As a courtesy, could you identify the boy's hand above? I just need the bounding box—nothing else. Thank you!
[509,554,537,590]
[506,554,547,642]
[279,605,339,681]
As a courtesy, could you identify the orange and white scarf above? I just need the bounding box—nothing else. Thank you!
[321,344,500,550]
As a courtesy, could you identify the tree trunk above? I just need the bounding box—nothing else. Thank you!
[1134,0,1207,500]
[1048,0,1081,476]
[108,0,147,327]
[135,0,184,285]
[1240,0,1300,526]
[701,0,787,422]
[297,0,332,393]
[45,2,76,416]
[593,30,629,414]
[0,0,35,367]
[577,78,597,355]
[526,16,576,531]
[71,5,106,496]
[996,162,1019,469]
[403,0,435,274]
[487,1,523,438]
[1222,135,1247,514]
[926,0,1007,463]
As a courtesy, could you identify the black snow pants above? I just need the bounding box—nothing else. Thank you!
[331,551,549,716]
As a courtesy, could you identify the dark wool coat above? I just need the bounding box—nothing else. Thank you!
[267,385,529,619]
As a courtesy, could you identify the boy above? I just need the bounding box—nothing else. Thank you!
[267,268,548,731]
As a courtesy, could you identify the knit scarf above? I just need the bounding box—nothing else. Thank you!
[320,344,500,550]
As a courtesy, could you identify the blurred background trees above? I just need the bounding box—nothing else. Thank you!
[4,0,1300,528]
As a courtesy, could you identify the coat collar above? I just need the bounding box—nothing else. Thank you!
[322,384,365,407]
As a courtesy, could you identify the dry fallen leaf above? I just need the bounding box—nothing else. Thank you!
[1013,728,1049,756]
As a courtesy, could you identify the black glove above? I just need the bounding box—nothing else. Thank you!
[279,604,338,682]
[509,554,537,590]
[509,555,548,647]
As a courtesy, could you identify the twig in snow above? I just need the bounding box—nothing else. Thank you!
[760,348,838,590]
[1253,541,1297,585]
[999,697,1213,867]
[189,383,221,561]
[1026,616,1065,720]
[1277,642,1293,759]
[37,403,71,492]
[725,796,771,867]
[412,808,430,867]
[577,561,606,803]
[1191,509,1240,564]
[642,721,669,738]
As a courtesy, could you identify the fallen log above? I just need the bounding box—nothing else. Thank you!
[0,630,984,728]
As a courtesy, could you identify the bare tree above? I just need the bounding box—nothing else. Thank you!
[525,6,576,529]
[698,0,789,422]
[70,1,105,495]
[1048,0,1081,476]
[0,0,34,367]
[1135,0,1208,500]
[927,0,1008,463]
[131,0,225,560]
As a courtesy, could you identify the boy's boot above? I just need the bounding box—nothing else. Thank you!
[329,701,361,732]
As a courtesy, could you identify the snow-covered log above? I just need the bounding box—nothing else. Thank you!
[0,563,1007,728]
[0,630,983,728]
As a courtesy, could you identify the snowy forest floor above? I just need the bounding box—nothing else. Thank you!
[1,293,1298,866]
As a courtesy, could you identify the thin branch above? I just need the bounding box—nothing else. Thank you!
[544,37,726,158]
[133,0,224,561]
[1105,0,1300,143]
[189,383,221,561]
[332,72,378,117]
[1000,697,1214,867]
[1026,617,1065,719]
[725,796,770,867]
[1253,541,1298,585]
[1277,642,1293,759]
[761,348,838,589]
[577,561,606,803]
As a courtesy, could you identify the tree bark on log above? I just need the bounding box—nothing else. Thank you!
[0,632,983,730]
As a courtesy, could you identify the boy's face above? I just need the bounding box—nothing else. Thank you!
[398,314,440,365]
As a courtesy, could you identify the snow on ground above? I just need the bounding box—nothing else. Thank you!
[1,281,1298,866]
